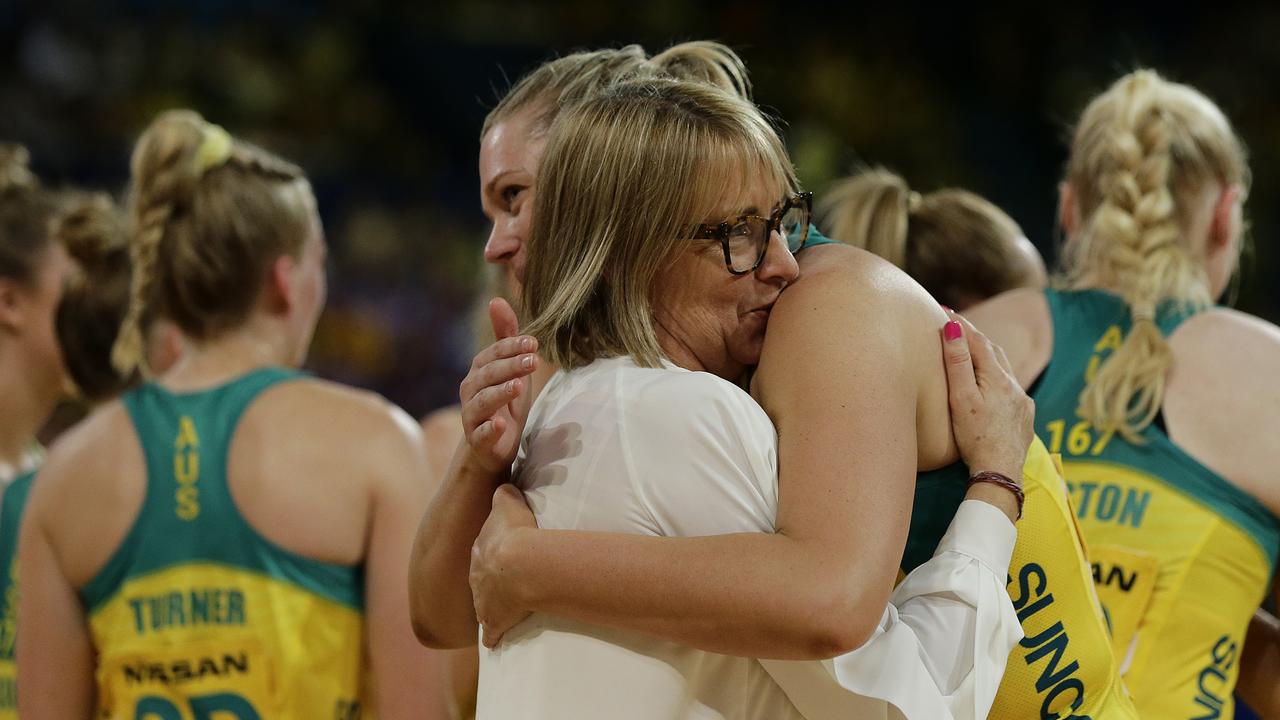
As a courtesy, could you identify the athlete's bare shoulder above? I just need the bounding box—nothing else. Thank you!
[1165,307,1280,514]
[792,243,941,322]
[254,376,424,453]
[29,399,146,586]
[962,287,1052,389]
[1168,307,1280,409]
[37,400,141,499]
[770,243,957,466]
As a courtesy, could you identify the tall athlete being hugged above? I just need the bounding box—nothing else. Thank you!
[17,111,440,718]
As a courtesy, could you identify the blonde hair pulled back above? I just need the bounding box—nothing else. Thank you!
[1063,69,1249,441]
[114,110,314,376]
[482,41,751,140]
[819,167,1029,310]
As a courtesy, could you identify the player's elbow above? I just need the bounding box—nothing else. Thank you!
[409,607,473,650]
[407,582,474,649]
[794,584,881,658]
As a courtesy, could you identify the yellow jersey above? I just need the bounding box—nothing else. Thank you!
[80,368,368,719]
[1032,288,1280,719]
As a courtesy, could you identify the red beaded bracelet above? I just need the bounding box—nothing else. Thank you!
[968,471,1025,520]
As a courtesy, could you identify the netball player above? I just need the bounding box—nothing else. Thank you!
[819,167,1046,310]
[0,145,70,719]
[17,111,439,718]
[417,42,755,718]
[962,69,1280,718]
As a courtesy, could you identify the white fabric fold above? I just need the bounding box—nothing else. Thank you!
[762,500,1023,720]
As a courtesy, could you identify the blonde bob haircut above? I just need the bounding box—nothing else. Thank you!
[1061,69,1249,442]
[522,79,797,370]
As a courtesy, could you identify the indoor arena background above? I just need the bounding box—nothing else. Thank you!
[2,1,1277,418]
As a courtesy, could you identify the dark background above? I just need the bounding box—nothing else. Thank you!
[5,1,1277,418]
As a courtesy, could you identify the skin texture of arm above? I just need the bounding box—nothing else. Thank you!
[15,470,97,718]
[410,448,509,649]
[472,245,1027,659]
[17,405,135,719]
[1237,601,1280,718]
[360,403,448,718]
[409,301,536,649]
[420,407,481,718]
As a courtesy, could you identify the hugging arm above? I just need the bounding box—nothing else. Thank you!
[472,265,1028,670]
[408,299,539,649]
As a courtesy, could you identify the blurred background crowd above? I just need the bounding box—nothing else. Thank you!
[3,0,1277,417]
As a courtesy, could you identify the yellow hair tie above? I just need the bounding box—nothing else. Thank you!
[193,124,233,176]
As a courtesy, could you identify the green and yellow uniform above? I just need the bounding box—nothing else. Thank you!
[82,368,368,720]
[800,228,1137,718]
[0,469,37,718]
[1032,288,1280,719]
[908,441,1138,719]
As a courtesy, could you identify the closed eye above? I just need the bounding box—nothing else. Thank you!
[501,185,525,207]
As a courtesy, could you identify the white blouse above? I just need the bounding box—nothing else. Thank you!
[476,356,1021,720]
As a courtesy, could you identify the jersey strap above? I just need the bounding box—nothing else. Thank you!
[80,367,363,614]
[1035,288,1280,570]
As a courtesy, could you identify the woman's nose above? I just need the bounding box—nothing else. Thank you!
[757,228,800,284]
[484,223,521,266]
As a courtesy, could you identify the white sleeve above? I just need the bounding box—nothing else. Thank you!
[761,500,1022,720]
[620,371,779,537]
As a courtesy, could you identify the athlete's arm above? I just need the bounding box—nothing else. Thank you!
[1237,598,1280,716]
[409,299,538,649]
[419,408,482,720]
[362,404,446,718]
[16,463,95,718]
[470,256,1029,659]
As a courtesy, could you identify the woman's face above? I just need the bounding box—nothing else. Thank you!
[6,243,71,407]
[651,172,800,380]
[479,108,546,296]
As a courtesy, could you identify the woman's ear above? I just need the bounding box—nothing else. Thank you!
[1058,182,1079,239]
[265,254,299,314]
[0,278,28,332]
[1208,184,1242,253]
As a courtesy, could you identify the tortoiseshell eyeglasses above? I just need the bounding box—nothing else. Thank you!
[691,191,812,275]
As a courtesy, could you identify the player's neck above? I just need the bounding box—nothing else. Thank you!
[0,367,49,478]
[159,320,296,392]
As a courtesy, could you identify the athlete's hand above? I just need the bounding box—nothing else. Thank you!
[459,298,539,474]
[941,311,1035,482]
[471,484,537,648]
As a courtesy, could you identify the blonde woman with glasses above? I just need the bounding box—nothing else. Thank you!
[414,76,1034,719]
[416,41,761,718]
[414,41,1141,720]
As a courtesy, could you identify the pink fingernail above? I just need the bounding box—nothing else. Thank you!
[521,337,533,351]
[944,321,963,341]
[521,355,534,369]
[505,380,516,394]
